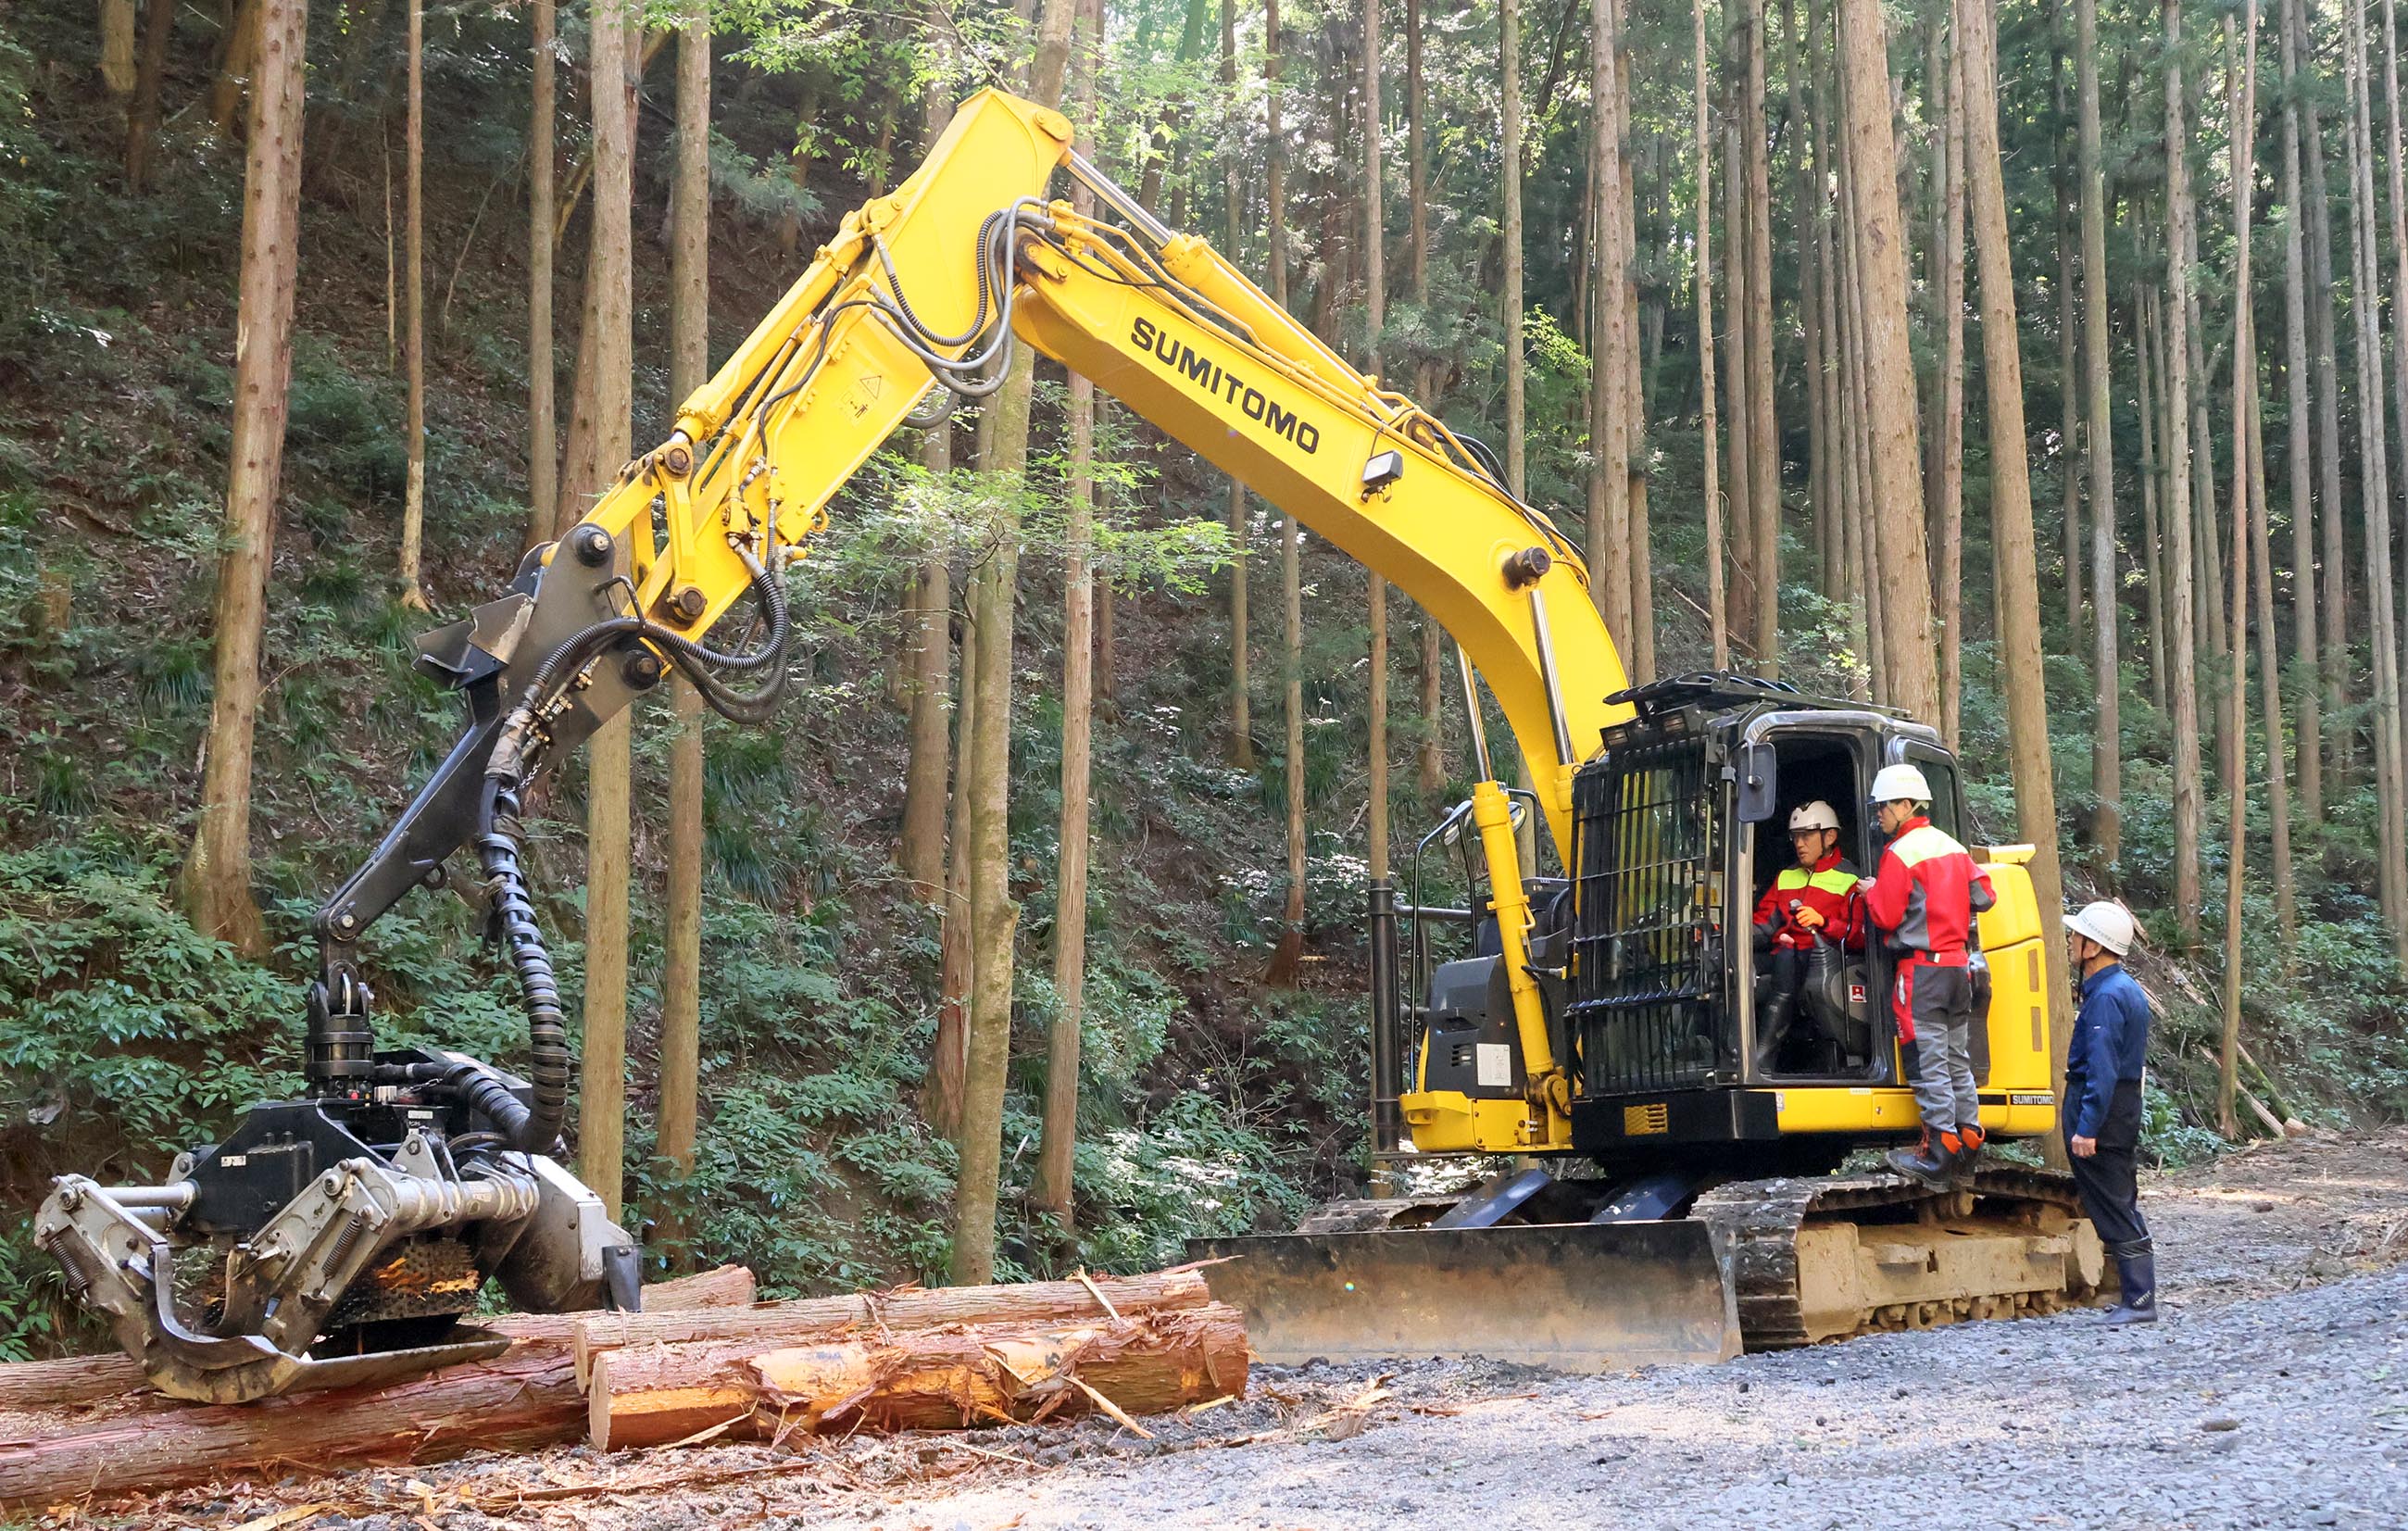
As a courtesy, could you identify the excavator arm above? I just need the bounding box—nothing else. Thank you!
[41,88,1633,1400]
[344,87,1628,1143]
[346,87,1624,908]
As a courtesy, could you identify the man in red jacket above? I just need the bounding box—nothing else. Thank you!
[1860,763,1995,1188]
[1751,800,1862,1069]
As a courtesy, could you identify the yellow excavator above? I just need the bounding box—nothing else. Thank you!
[37,89,2106,1402]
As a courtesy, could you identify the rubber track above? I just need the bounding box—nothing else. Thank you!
[1689,1166,2088,1350]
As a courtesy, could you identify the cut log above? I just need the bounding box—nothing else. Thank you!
[588,1302,1248,1450]
[0,1265,753,1413]
[1,1264,752,1509]
[572,1269,1212,1387]
[1,1336,584,1507]
[0,1355,144,1415]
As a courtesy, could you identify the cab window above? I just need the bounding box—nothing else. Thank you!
[1906,749,1961,839]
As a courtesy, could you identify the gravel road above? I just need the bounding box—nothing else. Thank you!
[60,1130,2408,1531]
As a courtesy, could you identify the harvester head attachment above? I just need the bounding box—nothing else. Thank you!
[36,1049,640,1404]
[1190,1220,1740,1372]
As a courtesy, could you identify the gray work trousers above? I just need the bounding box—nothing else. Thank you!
[1896,959,1978,1134]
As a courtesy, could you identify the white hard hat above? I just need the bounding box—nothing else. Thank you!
[2064,899,2138,957]
[1788,799,1841,833]
[1869,762,1932,805]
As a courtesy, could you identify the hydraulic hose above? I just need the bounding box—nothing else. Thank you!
[441,1060,534,1152]
[465,548,793,1155]
[472,779,571,1154]
[486,546,792,784]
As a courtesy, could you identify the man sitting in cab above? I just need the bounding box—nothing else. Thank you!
[1751,799,1862,1071]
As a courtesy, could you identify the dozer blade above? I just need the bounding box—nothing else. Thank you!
[1188,1221,1740,1373]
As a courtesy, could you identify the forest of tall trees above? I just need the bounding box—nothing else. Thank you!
[7,0,2408,1321]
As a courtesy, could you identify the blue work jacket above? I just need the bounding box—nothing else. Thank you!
[2065,961,2151,1139]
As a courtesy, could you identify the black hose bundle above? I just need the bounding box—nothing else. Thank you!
[486,545,791,784]
[471,778,569,1154]
[467,545,794,1155]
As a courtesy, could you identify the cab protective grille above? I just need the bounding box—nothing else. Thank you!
[1566,735,1723,1093]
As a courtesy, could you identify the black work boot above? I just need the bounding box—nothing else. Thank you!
[2101,1242,2159,1325]
[1754,989,1799,1071]
[1886,1129,1958,1191]
[1952,1123,1988,1180]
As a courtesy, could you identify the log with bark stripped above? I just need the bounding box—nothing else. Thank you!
[571,1268,1213,1387]
[587,1301,1249,1449]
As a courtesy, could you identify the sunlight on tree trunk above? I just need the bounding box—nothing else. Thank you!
[2344,0,2408,960]
[1722,115,1754,656]
[2137,287,2167,715]
[900,72,956,903]
[2299,0,2349,793]
[2379,0,2408,799]
[124,0,174,189]
[656,0,711,1260]
[571,0,639,1224]
[2076,0,2118,867]
[1587,0,1631,640]
[952,0,1077,1287]
[1503,0,1525,495]
[2277,0,2320,829]
[100,0,135,95]
[1223,0,1254,772]
[2163,0,2205,951]
[182,0,307,958]
[927,601,976,1141]
[2051,35,2082,659]
[1837,0,1936,720]
[397,0,430,613]
[2218,6,2259,1141]
[1934,6,1964,749]
[1742,0,1778,672]
[1618,40,1653,682]
[1033,0,1104,1243]
[1696,0,1727,670]
[525,0,558,550]
[209,0,262,139]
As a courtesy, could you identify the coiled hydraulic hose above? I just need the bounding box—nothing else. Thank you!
[471,778,570,1154]
[467,546,792,1154]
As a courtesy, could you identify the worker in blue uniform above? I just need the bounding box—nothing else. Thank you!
[2063,900,2156,1325]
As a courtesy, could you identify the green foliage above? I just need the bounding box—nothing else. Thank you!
[0,841,303,1352]
[2141,1080,2230,1170]
[284,336,408,502]
[1070,1091,1311,1273]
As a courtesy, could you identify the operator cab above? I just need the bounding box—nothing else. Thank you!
[1370,671,1993,1173]
[1552,674,1978,1164]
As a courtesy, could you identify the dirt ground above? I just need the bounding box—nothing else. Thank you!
[16,1128,2408,1531]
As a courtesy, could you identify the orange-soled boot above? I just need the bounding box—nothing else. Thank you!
[1885,1128,1958,1191]
[1953,1123,1987,1179]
